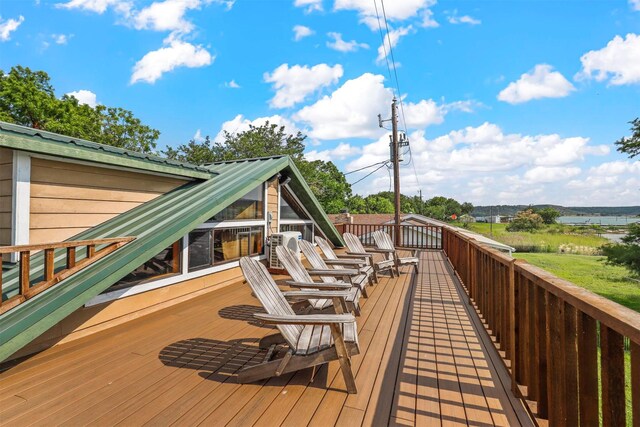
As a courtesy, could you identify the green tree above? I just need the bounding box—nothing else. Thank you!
[363,195,394,214]
[0,66,160,153]
[536,207,561,224]
[506,209,544,232]
[615,118,640,158]
[601,223,640,276]
[461,202,474,215]
[346,195,367,214]
[165,121,352,213]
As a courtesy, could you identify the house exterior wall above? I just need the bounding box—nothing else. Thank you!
[0,148,13,259]
[28,158,188,244]
[266,177,279,234]
[9,265,245,360]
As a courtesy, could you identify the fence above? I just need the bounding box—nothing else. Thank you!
[337,223,442,250]
[442,227,639,426]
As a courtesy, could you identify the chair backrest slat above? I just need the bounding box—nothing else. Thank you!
[299,240,338,283]
[344,233,366,253]
[373,230,395,251]
[239,257,302,348]
[315,236,337,260]
[276,246,313,284]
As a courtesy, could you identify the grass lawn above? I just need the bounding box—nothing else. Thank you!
[513,253,640,313]
[464,222,609,253]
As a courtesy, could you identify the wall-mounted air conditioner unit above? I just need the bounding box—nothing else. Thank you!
[269,231,302,269]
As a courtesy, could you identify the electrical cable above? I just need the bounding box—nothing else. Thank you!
[344,160,389,175]
[350,162,389,186]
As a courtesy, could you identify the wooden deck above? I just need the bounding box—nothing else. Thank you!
[0,251,533,426]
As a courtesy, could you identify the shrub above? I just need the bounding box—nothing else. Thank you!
[506,209,544,232]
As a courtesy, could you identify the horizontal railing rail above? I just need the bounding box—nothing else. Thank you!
[442,227,639,426]
[337,223,442,250]
[1,237,135,315]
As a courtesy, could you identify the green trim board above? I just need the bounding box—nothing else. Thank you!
[0,156,342,362]
[0,121,214,180]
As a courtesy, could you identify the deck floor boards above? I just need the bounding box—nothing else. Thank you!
[0,251,532,426]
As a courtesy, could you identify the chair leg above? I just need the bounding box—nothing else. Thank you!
[372,269,379,284]
[330,324,358,394]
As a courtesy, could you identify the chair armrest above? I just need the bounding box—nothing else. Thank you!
[283,290,352,299]
[253,313,356,325]
[366,248,395,253]
[286,280,352,289]
[308,268,359,277]
[345,251,373,258]
[324,259,365,266]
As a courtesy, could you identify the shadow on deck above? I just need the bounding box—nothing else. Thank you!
[0,251,533,426]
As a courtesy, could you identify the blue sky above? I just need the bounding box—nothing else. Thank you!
[1,0,639,206]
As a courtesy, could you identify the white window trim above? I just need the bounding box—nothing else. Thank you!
[85,184,269,307]
[85,253,266,307]
[11,151,30,263]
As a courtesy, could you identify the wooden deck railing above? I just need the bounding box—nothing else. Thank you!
[0,237,135,315]
[442,227,640,426]
[337,223,442,250]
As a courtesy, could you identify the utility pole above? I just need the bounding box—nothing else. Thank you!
[391,97,401,246]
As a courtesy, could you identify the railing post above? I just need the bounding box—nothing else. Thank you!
[44,248,55,281]
[67,247,76,269]
[509,258,518,396]
[19,250,30,296]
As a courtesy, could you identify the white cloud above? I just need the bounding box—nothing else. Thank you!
[498,64,575,104]
[376,26,412,64]
[193,129,205,142]
[264,63,343,109]
[224,79,241,88]
[326,32,369,52]
[56,0,132,15]
[421,9,439,28]
[294,73,474,140]
[589,160,640,176]
[131,36,213,84]
[576,34,640,85]
[132,0,201,33]
[0,15,24,42]
[447,10,481,25]
[66,89,98,107]
[214,114,301,142]
[305,143,361,162]
[293,25,314,41]
[345,122,612,203]
[294,0,323,13]
[52,33,71,44]
[631,0,640,11]
[335,0,436,23]
[294,73,392,140]
[523,166,581,183]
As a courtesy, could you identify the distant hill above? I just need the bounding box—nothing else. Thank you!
[472,205,640,217]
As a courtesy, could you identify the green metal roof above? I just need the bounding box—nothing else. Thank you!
[0,121,214,180]
[0,156,343,362]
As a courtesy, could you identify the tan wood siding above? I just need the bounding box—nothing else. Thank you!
[29,158,188,245]
[0,148,12,253]
[266,178,278,234]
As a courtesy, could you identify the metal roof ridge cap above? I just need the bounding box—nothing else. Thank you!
[0,121,214,174]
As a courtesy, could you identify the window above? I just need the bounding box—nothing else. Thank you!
[108,241,181,291]
[280,187,314,241]
[280,189,309,220]
[188,226,264,272]
[208,185,264,221]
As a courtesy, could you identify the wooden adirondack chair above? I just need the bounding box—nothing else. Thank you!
[342,232,396,278]
[275,245,362,315]
[314,236,378,284]
[372,230,419,275]
[238,257,359,393]
[299,240,371,298]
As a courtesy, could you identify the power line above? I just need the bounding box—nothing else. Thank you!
[344,160,389,175]
[373,0,395,96]
[378,0,422,194]
[350,161,389,186]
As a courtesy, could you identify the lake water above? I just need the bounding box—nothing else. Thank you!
[558,216,640,226]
